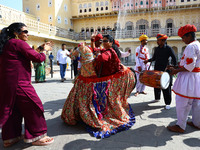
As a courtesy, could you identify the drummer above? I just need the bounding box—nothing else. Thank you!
[167,24,200,133]
[134,34,150,96]
[144,34,177,110]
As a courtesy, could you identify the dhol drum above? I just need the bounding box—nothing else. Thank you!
[139,70,170,89]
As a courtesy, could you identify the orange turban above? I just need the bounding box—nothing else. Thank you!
[94,34,103,42]
[178,24,197,38]
[115,40,120,47]
[156,34,168,40]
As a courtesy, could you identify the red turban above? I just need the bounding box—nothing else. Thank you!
[178,24,197,38]
[78,43,83,47]
[115,40,120,47]
[94,34,103,42]
[156,34,168,40]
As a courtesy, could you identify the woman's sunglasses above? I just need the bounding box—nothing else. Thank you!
[21,30,28,34]
[102,40,109,43]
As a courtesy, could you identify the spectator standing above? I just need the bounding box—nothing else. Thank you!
[56,44,70,82]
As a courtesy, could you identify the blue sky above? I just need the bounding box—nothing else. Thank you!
[0,0,22,11]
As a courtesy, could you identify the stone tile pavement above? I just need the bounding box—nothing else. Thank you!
[0,65,199,150]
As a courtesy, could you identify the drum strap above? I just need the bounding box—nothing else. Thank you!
[148,61,152,70]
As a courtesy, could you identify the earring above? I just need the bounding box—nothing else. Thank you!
[15,35,19,39]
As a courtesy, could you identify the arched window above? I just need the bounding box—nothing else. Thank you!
[84,9,87,12]
[88,3,92,7]
[96,2,99,7]
[100,2,104,6]
[96,8,99,11]
[151,20,161,36]
[80,9,82,13]
[86,27,89,32]
[125,21,134,30]
[101,7,104,11]
[105,1,109,6]
[105,6,108,10]
[84,4,87,8]
[97,27,101,32]
[90,27,94,32]
[140,1,143,5]
[136,19,149,36]
[79,4,82,9]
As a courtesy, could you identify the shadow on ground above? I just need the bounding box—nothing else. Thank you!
[63,123,199,150]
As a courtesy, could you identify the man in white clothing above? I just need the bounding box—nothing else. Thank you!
[134,34,150,96]
[57,44,70,82]
[167,24,200,133]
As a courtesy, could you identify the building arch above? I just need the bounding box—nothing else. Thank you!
[88,3,92,8]
[136,19,149,36]
[114,22,120,30]
[81,28,85,32]
[166,18,174,36]
[96,2,99,7]
[125,21,134,30]
[182,46,186,55]
[86,27,89,32]
[100,1,104,6]
[90,27,94,33]
[172,46,178,60]
[97,26,101,32]
[83,3,87,8]
[125,47,131,52]
[151,19,161,36]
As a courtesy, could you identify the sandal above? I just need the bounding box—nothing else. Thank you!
[32,136,54,146]
[134,92,139,97]
[140,91,147,95]
[187,121,200,130]
[3,137,22,148]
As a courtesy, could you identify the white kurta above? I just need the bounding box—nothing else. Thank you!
[172,40,200,99]
[172,40,200,130]
[56,49,70,64]
[134,45,150,92]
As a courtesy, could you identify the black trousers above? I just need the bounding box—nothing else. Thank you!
[73,62,78,77]
[154,75,173,105]
[154,86,172,105]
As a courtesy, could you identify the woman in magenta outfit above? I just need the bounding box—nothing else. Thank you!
[0,22,54,147]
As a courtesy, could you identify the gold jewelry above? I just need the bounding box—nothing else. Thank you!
[15,34,19,39]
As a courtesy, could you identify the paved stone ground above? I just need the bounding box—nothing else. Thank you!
[0,65,200,150]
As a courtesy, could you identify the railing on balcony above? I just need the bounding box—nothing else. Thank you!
[0,4,199,42]
[75,27,182,41]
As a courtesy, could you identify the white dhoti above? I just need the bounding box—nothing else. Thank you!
[176,95,200,130]
[134,45,150,93]
[135,72,145,93]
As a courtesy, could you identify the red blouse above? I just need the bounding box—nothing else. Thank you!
[95,48,121,77]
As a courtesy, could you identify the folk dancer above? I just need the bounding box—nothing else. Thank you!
[0,22,54,147]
